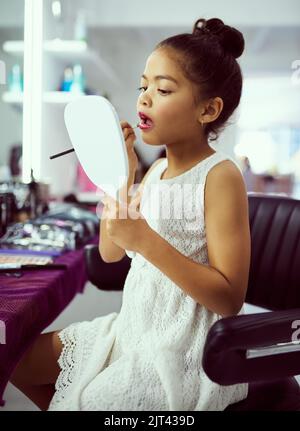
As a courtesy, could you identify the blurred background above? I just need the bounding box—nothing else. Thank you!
[0,0,300,201]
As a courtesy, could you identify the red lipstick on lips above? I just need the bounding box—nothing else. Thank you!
[138,111,154,130]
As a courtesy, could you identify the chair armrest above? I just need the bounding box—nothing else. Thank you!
[202,308,300,385]
[84,245,131,291]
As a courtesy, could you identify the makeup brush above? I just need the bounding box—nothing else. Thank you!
[49,124,140,160]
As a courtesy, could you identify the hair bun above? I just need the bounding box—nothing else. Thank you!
[193,18,245,59]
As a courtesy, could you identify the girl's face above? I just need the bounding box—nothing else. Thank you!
[136,48,204,147]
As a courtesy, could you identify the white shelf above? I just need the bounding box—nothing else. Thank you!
[3,39,120,85]
[2,41,25,54]
[2,91,88,105]
[3,39,87,55]
[43,91,85,104]
[2,92,23,103]
[43,39,88,54]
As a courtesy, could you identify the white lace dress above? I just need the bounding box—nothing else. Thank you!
[48,150,248,411]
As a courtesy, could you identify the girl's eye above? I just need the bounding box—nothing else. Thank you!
[137,87,171,95]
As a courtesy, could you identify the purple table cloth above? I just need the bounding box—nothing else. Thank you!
[0,236,99,406]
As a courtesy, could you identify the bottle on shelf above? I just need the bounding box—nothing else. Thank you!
[8,64,23,93]
[60,66,74,92]
[74,10,87,42]
[69,64,85,94]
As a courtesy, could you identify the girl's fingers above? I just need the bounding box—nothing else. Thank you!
[120,121,133,133]
[100,195,116,209]
[120,120,132,129]
[120,121,136,140]
[124,129,136,142]
[129,191,142,211]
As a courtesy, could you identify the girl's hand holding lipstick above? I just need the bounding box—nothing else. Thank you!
[120,120,139,176]
[115,120,141,205]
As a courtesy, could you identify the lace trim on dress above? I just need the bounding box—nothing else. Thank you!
[49,324,81,408]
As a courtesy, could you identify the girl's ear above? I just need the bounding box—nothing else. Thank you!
[200,97,224,125]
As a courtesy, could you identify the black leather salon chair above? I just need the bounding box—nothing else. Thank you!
[84,193,300,410]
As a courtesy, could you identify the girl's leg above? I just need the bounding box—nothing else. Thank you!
[9,330,63,411]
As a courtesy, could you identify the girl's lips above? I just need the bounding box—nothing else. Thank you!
[138,121,154,131]
[138,111,153,122]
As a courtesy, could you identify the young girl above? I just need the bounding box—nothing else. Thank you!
[10,17,251,411]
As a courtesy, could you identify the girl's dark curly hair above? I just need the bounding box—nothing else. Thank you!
[155,18,245,142]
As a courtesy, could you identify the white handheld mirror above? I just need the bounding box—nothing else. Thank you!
[64,95,129,200]
[64,95,136,258]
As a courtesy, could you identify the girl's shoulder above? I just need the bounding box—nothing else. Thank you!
[190,151,242,188]
[206,157,243,183]
[205,157,247,208]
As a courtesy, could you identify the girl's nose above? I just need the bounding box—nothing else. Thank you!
[138,91,151,106]
[141,95,151,107]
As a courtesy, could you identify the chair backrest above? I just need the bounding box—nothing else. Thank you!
[246,193,300,310]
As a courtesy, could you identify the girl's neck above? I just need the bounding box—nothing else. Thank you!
[163,140,215,179]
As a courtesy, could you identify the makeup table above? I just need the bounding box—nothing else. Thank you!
[0,235,99,407]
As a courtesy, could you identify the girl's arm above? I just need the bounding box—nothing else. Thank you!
[138,161,251,318]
